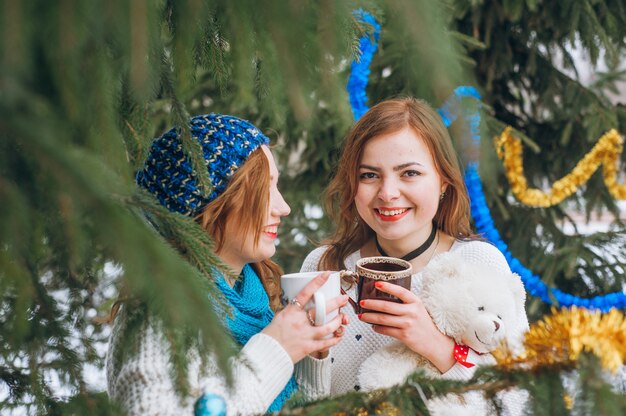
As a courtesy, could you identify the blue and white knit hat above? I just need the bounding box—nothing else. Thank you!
[136,113,269,217]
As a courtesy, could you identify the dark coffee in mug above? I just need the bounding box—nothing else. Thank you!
[341,256,413,314]
[359,262,407,272]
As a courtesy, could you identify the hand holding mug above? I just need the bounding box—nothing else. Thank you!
[280,271,342,326]
[262,272,348,363]
[358,279,455,370]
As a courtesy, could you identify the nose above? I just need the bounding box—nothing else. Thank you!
[272,190,291,217]
[377,178,400,202]
[493,320,500,332]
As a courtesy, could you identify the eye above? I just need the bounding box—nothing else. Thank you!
[402,169,421,177]
[497,315,502,320]
[478,306,484,311]
[359,172,378,180]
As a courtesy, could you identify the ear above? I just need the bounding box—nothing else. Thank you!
[440,183,449,199]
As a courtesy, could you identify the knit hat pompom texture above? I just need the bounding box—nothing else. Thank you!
[137,114,269,217]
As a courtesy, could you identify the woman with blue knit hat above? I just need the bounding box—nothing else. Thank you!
[106,114,348,415]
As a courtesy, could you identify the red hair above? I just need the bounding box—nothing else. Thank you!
[196,148,283,310]
[320,97,474,270]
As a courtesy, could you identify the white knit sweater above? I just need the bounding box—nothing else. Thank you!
[300,240,530,414]
[106,308,329,416]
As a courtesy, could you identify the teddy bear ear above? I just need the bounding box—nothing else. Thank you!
[422,252,466,282]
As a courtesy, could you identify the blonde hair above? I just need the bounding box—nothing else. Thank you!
[320,97,473,271]
[196,148,283,310]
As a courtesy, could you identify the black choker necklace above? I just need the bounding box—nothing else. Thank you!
[375,224,437,262]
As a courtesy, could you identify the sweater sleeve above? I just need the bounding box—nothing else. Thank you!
[199,333,294,415]
[294,354,332,399]
[107,314,294,416]
[106,317,198,415]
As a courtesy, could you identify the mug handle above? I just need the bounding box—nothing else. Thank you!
[313,291,326,326]
[339,270,359,313]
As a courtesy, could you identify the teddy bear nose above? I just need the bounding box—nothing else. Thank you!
[493,321,500,331]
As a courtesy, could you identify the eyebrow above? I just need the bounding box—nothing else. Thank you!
[359,162,424,171]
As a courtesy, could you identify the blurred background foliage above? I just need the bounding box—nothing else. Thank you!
[1,0,625,414]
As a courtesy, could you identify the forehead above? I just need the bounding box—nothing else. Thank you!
[260,145,279,176]
[361,127,433,165]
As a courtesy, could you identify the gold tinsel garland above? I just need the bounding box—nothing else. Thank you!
[334,402,400,416]
[330,308,624,415]
[495,127,626,207]
[494,306,626,373]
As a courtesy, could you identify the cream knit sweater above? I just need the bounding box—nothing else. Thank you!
[106,308,329,416]
[300,240,530,414]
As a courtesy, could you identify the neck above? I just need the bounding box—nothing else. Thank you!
[220,269,240,288]
[375,223,436,262]
[215,251,244,287]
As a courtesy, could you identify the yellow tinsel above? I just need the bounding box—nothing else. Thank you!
[334,402,399,416]
[563,394,573,410]
[495,127,626,207]
[494,306,626,373]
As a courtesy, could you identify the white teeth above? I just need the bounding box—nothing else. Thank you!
[378,208,408,216]
[265,226,278,233]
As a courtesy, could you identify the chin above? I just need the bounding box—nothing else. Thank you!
[256,245,276,262]
[372,228,411,241]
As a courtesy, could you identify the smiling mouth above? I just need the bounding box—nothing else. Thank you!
[264,224,278,238]
[375,208,410,221]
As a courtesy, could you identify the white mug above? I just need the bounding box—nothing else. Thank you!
[280,271,341,326]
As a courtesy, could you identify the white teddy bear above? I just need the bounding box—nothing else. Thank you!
[357,250,526,414]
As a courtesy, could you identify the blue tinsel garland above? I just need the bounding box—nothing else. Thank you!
[347,11,626,311]
[465,164,626,312]
[347,9,380,121]
[437,85,481,140]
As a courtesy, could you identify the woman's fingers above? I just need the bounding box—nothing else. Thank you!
[359,298,405,315]
[308,314,348,356]
[315,335,343,351]
[334,326,345,337]
[372,281,417,303]
[359,311,406,328]
[324,294,349,314]
[313,313,343,337]
[265,297,348,363]
[371,325,401,338]
[303,293,348,325]
[312,315,345,348]
[294,271,331,306]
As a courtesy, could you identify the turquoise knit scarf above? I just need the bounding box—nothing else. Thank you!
[214,264,298,413]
